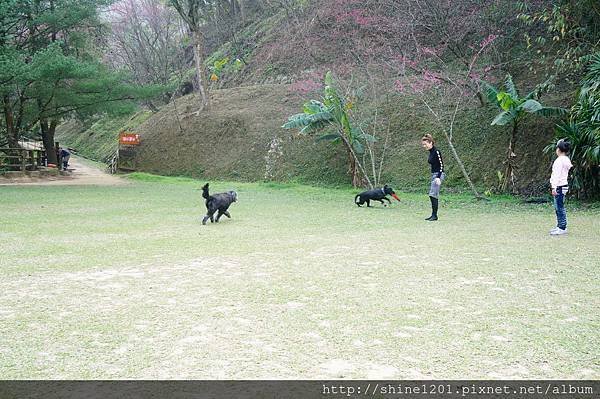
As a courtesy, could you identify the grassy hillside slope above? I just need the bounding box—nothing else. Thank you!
[129,84,350,184]
[57,83,562,193]
[56,0,570,195]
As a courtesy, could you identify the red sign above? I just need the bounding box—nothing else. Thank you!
[119,132,141,145]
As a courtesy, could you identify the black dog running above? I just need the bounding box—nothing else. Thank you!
[355,185,400,207]
[201,183,238,225]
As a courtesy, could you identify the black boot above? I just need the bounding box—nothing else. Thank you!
[426,196,438,221]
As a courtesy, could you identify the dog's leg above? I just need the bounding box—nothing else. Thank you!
[206,209,216,223]
[223,210,231,218]
[376,199,386,206]
[384,196,391,205]
[203,211,216,224]
[215,210,224,222]
[367,200,371,207]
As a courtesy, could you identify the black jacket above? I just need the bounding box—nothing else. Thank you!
[428,146,444,178]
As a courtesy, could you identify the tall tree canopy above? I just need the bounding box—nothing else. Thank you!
[0,0,162,162]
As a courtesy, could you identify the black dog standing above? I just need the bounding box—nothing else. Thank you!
[202,183,237,225]
[355,185,400,207]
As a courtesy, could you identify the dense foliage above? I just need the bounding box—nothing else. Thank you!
[547,54,600,198]
[0,0,162,161]
[517,0,600,76]
[482,75,567,192]
[283,72,374,187]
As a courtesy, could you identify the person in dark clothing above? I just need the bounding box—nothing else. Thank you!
[60,147,71,170]
[421,134,445,221]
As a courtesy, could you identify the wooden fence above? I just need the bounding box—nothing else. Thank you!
[0,148,47,172]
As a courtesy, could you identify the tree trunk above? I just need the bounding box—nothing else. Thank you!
[476,91,485,107]
[348,150,361,187]
[3,95,18,148]
[421,98,481,198]
[145,100,159,113]
[339,132,371,188]
[238,0,246,22]
[503,120,518,192]
[192,29,209,111]
[442,132,481,198]
[41,118,59,164]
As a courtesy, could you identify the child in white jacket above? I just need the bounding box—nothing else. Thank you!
[550,139,573,235]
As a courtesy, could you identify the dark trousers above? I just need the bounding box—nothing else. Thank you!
[554,186,567,230]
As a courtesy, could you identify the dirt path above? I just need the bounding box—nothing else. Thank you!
[0,155,127,186]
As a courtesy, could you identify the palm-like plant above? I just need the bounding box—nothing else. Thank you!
[482,74,567,192]
[546,53,600,199]
[283,71,375,187]
[546,122,600,197]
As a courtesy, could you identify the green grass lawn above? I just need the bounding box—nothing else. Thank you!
[1,175,599,379]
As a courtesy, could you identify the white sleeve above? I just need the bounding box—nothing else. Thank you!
[550,160,559,189]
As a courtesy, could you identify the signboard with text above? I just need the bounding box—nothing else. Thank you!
[119,132,141,145]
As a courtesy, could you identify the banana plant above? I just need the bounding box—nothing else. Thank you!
[545,122,600,198]
[283,71,375,187]
[545,53,600,199]
[481,74,567,192]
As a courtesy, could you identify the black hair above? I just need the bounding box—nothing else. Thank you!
[556,139,571,154]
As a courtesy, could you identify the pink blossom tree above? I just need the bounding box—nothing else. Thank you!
[105,0,187,110]
[386,0,508,198]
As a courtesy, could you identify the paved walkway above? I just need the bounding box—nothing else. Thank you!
[0,155,127,186]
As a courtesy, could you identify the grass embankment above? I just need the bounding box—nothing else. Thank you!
[56,82,566,196]
[54,0,572,195]
[56,111,153,163]
[1,175,598,378]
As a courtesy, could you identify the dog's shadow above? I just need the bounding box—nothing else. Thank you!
[355,205,396,210]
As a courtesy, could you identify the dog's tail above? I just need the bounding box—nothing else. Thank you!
[354,194,360,204]
[202,183,210,199]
